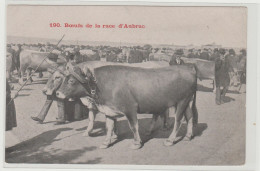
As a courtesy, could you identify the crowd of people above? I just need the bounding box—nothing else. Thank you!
[169,48,247,105]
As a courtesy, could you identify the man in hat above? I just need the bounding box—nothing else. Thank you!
[209,48,220,61]
[225,49,238,86]
[215,48,231,105]
[169,49,184,65]
[237,49,247,92]
[200,48,210,60]
[194,49,201,58]
[187,49,196,58]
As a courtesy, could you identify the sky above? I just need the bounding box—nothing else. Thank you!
[7,5,247,48]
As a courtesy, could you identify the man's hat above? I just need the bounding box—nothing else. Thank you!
[240,49,246,55]
[214,48,218,52]
[229,49,235,55]
[219,48,226,55]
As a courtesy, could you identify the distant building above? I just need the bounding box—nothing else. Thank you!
[202,42,222,49]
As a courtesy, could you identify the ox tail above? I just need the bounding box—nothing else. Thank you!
[192,91,198,126]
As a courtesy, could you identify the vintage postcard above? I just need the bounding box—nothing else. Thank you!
[2,2,258,171]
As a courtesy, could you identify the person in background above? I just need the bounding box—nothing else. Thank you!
[225,49,237,86]
[237,49,247,92]
[215,48,231,105]
[31,94,67,125]
[169,49,184,65]
[209,48,220,61]
[187,49,196,58]
[208,48,213,56]
[6,80,17,131]
[73,47,82,64]
[194,49,201,58]
[200,48,210,60]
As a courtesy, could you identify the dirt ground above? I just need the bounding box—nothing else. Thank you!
[5,71,246,165]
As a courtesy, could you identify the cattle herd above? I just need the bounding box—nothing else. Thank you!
[6,42,247,150]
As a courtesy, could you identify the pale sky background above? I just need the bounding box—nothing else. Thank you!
[7,5,247,48]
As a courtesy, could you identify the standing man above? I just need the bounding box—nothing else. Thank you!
[187,49,195,58]
[6,80,17,131]
[209,48,220,61]
[169,49,184,65]
[31,94,66,124]
[200,48,210,60]
[215,48,231,105]
[194,49,201,58]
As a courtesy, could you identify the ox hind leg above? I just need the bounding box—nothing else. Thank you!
[164,98,190,146]
[212,79,216,93]
[161,107,175,131]
[183,100,195,141]
[147,108,172,136]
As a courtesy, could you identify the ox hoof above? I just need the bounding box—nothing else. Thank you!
[183,135,193,141]
[130,142,142,150]
[83,131,91,137]
[99,140,111,149]
[112,134,118,140]
[164,139,174,146]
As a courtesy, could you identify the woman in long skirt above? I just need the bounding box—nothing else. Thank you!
[6,80,17,131]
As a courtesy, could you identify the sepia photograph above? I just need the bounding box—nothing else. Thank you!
[3,3,253,168]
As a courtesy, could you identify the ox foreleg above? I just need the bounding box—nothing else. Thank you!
[112,119,118,139]
[99,116,115,149]
[146,114,159,136]
[83,109,97,137]
[126,113,142,150]
[164,99,188,146]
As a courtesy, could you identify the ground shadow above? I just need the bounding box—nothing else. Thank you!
[75,121,106,137]
[227,89,240,94]
[16,93,30,97]
[78,117,208,147]
[6,128,99,164]
[29,80,48,85]
[222,96,235,103]
[18,88,33,91]
[197,84,214,92]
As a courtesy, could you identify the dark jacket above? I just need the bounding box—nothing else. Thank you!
[215,56,231,87]
[187,52,196,58]
[6,81,17,131]
[200,52,210,60]
[209,52,220,61]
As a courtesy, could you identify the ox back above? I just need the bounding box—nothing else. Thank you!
[182,57,215,80]
[94,65,197,115]
[20,50,58,72]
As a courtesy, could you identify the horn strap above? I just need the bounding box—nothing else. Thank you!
[68,66,88,84]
